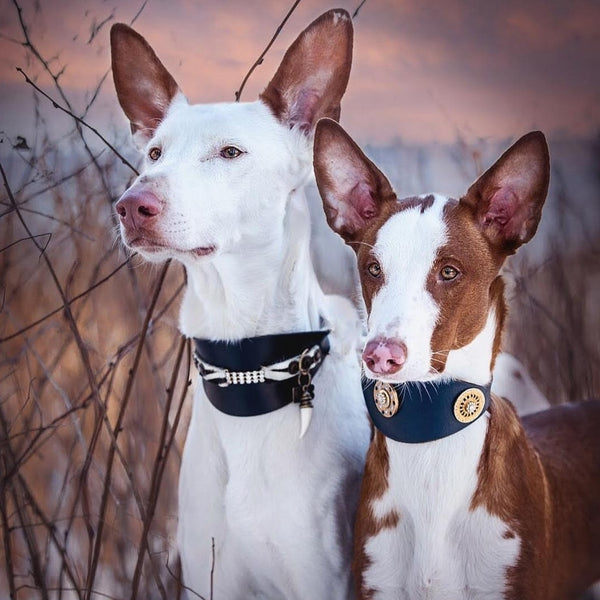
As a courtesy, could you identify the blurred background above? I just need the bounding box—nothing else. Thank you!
[1,0,598,597]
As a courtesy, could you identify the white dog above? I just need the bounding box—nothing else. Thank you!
[111,10,369,599]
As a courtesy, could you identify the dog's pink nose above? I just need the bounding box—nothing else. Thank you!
[115,191,162,229]
[362,338,407,375]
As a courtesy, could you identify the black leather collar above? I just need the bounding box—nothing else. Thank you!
[363,379,491,443]
[193,330,330,417]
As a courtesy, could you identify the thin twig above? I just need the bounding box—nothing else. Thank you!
[2,396,91,483]
[131,0,150,25]
[1,159,113,596]
[14,586,118,600]
[11,0,119,198]
[79,0,149,122]
[0,204,93,239]
[210,537,215,600]
[234,0,302,101]
[0,451,17,599]
[9,490,49,599]
[16,68,138,175]
[352,0,368,18]
[1,151,106,211]
[84,260,171,598]
[1,159,104,414]
[0,257,131,343]
[0,232,51,254]
[130,335,188,599]
[165,557,206,600]
[15,472,84,599]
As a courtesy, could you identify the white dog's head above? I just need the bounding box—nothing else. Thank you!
[110,11,353,269]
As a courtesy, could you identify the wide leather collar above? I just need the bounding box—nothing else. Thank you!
[193,330,330,417]
[363,378,491,443]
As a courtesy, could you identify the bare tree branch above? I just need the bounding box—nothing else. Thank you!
[0,257,132,343]
[84,260,172,598]
[16,68,138,175]
[234,0,302,101]
[352,0,368,19]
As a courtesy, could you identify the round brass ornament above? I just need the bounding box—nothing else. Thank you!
[453,388,485,423]
[374,381,400,418]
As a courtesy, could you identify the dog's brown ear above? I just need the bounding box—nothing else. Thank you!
[110,23,181,146]
[461,131,550,255]
[313,118,396,245]
[260,9,352,133]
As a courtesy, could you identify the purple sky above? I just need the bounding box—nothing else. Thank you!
[0,0,598,146]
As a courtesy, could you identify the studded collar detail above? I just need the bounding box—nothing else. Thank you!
[363,379,492,443]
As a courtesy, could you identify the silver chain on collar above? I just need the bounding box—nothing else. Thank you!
[193,344,324,388]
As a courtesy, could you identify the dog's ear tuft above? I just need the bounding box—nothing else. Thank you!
[313,118,396,245]
[260,9,353,134]
[461,131,550,255]
[110,23,182,146]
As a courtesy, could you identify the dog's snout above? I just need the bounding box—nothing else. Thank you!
[362,338,407,376]
[115,190,162,229]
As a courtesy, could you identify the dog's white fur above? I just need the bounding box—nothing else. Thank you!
[110,12,369,599]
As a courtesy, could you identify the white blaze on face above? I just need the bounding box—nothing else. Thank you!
[366,194,448,382]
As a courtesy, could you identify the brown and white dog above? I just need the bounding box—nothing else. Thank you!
[313,118,600,599]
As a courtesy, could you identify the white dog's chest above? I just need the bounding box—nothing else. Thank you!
[362,425,521,600]
[177,403,306,595]
[178,358,367,599]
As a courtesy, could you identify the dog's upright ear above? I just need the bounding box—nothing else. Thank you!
[260,9,353,133]
[461,131,550,255]
[110,23,182,146]
[313,118,396,245]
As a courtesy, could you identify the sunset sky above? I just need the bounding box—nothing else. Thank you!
[0,0,598,147]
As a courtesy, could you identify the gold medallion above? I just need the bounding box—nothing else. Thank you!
[374,381,400,418]
[453,388,485,423]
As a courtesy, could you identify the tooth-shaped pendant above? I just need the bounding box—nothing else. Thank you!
[299,404,313,439]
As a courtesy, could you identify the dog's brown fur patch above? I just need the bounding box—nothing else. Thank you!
[425,200,506,372]
[471,396,600,599]
[352,430,399,599]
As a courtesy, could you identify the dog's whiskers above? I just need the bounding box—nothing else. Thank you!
[347,240,376,251]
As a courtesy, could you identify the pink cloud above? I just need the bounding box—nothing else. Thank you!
[0,0,598,145]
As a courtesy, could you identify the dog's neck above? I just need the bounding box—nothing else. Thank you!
[441,275,506,388]
[179,187,325,341]
[366,306,501,445]
[440,307,499,388]
[373,307,502,525]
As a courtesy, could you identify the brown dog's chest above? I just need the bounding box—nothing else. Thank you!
[354,417,523,599]
[355,397,600,600]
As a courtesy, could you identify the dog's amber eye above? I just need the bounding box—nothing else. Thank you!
[220,146,243,159]
[367,262,382,278]
[148,147,162,161]
[440,266,459,281]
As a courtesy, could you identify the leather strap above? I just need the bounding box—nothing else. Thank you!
[193,330,330,417]
[363,379,491,443]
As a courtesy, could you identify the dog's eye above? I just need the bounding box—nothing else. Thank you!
[220,146,243,159]
[148,147,162,161]
[440,265,459,281]
[367,262,382,278]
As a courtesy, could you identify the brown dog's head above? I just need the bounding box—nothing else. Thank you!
[313,119,549,383]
